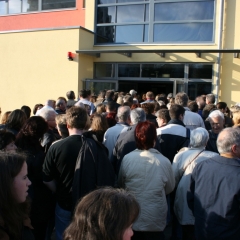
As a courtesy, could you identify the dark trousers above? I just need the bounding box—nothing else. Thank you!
[182,225,195,240]
[132,231,165,240]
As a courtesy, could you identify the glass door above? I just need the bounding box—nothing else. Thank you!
[84,79,118,95]
[173,79,186,96]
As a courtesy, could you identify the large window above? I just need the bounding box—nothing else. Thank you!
[96,0,215,44]
[0,0,75,15]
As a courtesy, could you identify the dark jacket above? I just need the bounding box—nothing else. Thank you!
[187,155,240,240]
[72,132,115,210]
[205,130,219,154]
[112,124,161,175]
[157,119,190,162]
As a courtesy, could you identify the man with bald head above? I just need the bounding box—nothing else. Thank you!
[187,128,240,240]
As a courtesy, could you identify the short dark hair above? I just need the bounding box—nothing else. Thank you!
[66,90,75,100]
[188,101,198,113]
[202,104,217,120]
[141,103,155,114]
[105,90,114,100]
[0,129,16,150]
[66,106,89,130]
[64,187,139,240]
[217,102,227,110]
[206,94,215,104]
[156,109,170,123]
[79,89,88,99]
[169,104,185,120]
[21,106,31,119]
[106,101,116,112]
[135,121,156,150]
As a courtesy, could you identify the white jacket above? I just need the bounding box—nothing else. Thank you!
[172,148,218,225]
[183,107,205,130]
[118,148,175,231]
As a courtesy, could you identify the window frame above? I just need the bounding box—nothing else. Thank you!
[95,0,216,45]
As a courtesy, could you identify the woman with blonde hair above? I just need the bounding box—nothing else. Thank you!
[232,110,240,128]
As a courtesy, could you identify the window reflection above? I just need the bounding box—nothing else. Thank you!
[117,5,144,23]
[42,0,75,10]
[116,25,144,43]
[95,64,115,78]
[23,0,38,12]
[189,64,212,79]
[155,2,214,21]
[188,83,212,100]
[118,0,144,3]
[97,6,115,24]
[154,23,213,42]
[9,0,21,14]
[142,64,184,78]
[97,26,115,43]
[118,64,140,77]
[98,0,115,4]
[0,1,6,15]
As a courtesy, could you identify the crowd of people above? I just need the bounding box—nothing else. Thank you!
[0,89,240,240]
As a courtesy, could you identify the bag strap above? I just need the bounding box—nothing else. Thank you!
[181,149,204,177]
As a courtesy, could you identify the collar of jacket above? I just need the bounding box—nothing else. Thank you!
[184,107,191,111]
[168,119,185,127]
[212,155,240,167]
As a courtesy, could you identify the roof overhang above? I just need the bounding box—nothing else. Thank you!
[76,49,240,58]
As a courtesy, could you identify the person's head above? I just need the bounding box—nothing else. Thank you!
[56,98,67,112]
[105,90,115,100]
[129,90,137,97]
[117,106,131,123]
[45,99,56,109]
[123,95,133,107]
[96,103,106,114]
[169,104,185,121]
[202,104,217,120]
[141,103,155,115]
[233,110,240,127]
[66,106,89,130]
[216,102,227,113]
[130,108,146,125]
[208,110,225,134]
[64,187,139,240]
[97,90,106,100]
[167,93,173,100]
[196,96,206,110]
[79,89,88,99]
[0,129,17,151]
[0,152,31,239]
[55,114,69,138]
[66,90,76,100]
[1,111,12,124]
[135,121,156,150]
[156,109,170,127]
[146,91,154,100]
[38,108,57,130]
[217,128,240,158]
[106,112,117,127]
[6,109,27,132]
[188,101,198,113]
[20,106,31,119]
[33,104,43,115]
[106,101,117,113]
[16,116,48,149]
[175,92,189,107]
[206,94,215,104]
[190,127,209,148]
[116,96,124,105]
[91,113,109,132]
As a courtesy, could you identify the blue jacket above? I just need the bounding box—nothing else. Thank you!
[187,155,240,240]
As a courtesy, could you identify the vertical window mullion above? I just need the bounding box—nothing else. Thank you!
[38,0,41,11]
[149,0,154,43]
[6,0,9,14]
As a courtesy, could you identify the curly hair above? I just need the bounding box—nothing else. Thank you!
[15,116,48,150]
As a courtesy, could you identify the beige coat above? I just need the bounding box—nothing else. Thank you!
[118,148,175,231]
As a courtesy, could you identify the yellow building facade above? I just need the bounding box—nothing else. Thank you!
[78,0,240,105]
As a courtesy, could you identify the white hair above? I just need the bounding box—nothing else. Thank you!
[208,110,224,120]
[217,128,240,153]
[190,127,209,148]
[117,106,130,122]
[38,108,56,121]
[130,108,146,124]
[75,101,85,108]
